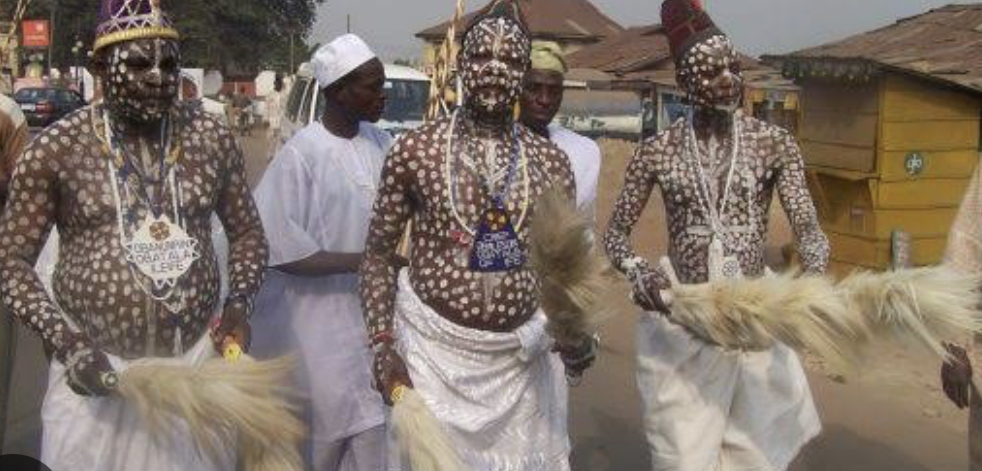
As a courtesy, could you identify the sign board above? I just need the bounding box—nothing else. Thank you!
[904,151,925,177]
[21,20,50,48]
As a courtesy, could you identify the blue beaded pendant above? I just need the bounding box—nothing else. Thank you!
[469,205,525,272]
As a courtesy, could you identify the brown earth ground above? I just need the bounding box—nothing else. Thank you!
[1,132,971,471]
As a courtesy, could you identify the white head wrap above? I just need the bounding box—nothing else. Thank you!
[312,34,378,89]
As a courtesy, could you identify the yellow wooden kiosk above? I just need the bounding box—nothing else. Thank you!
[770,5,982,273]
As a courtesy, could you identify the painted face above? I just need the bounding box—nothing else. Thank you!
[459,16,530,118]
[102,38,181,123]
[677,35,743,112]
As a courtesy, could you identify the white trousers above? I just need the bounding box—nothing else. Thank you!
[637,313,821,471]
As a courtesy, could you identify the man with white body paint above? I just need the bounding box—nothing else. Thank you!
[360,2,592,469]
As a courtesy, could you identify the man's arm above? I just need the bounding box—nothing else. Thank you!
[360,137,415,344]
[0,141,113,395]
[774,132,830,275]
[213,122,269,350]
[945,163,982,274]
[940,163,982,409]
[0,116,27,204]
[603,140,671,312]
[359,137,416,402]
[273,252,361,277]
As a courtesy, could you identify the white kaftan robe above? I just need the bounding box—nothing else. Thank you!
[251,121,391,469]
[549,124,601,215]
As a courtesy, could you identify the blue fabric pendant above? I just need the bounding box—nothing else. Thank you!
[469,205,525,272]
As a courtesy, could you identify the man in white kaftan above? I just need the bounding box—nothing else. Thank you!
[550,125,601,214]
[251,34,391,471]
[519,40,601,217]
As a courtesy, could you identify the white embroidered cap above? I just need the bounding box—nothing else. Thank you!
[312,34,377,89]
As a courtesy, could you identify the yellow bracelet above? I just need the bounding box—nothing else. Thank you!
[391,384,408,403]
[223,343,243,362]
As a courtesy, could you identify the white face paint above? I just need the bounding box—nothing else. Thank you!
[677,35,744,112]
[103,38,181,123]
[459,16,530,119]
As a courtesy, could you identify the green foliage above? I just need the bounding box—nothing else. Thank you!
[17,0,323,74]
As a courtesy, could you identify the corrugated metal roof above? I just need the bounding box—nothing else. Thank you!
[565,25,793,91]
[416,0,624,42]
[777,4,982,95]
[566,25,673,73]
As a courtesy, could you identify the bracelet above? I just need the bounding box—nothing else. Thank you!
[65,346,96,395]
[224,293,250,308]
[65,346,93,372]
[371,331,396,352]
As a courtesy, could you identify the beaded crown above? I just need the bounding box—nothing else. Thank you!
[94,0,179,52]
[661,0,723,64]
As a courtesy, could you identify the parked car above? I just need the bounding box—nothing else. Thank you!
[13,87,85,128]
[273,63,431,154]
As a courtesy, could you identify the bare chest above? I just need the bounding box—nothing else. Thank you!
[51,130,226,231]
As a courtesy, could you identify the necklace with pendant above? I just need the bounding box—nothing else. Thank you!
[443,111,531,313]
[686,113,745,281]
[93,105,199,315]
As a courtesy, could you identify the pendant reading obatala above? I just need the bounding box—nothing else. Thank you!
[469,205,525,272]
[124,214,200,289]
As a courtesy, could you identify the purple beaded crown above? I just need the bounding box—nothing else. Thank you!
[93,0,179,52]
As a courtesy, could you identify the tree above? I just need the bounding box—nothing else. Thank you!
[14,0,324,74]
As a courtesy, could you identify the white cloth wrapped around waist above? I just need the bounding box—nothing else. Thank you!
[41,334,234,471]
[636,309,820,471]
[392,269,570,471]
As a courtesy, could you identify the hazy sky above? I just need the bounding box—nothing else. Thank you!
[311,0,963,61]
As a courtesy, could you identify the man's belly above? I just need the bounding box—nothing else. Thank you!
[409,260,539,333]
[51,248,222,359]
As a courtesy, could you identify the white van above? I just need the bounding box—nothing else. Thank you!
[274,63,430,153]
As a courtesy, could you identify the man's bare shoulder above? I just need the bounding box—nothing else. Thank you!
[175,101,231,139]
[517,124,565,162]
[739,114,798,163]
[26,106,97,163]
[638,117,686,159]
[171,101,242,167]
[393,115,451,154]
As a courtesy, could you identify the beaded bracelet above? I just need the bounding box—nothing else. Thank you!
[371,331,396,352]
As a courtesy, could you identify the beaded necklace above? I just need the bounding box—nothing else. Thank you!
[443,110,530,237]
[92,104,197,313]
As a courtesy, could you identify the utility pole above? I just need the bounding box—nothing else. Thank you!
[346,14,351,34]
[289,30,295,73]
[47,0,56,73]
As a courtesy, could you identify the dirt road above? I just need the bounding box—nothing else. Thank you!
[2,131,971,471]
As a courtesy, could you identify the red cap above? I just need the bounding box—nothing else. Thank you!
[661,0,723,63]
